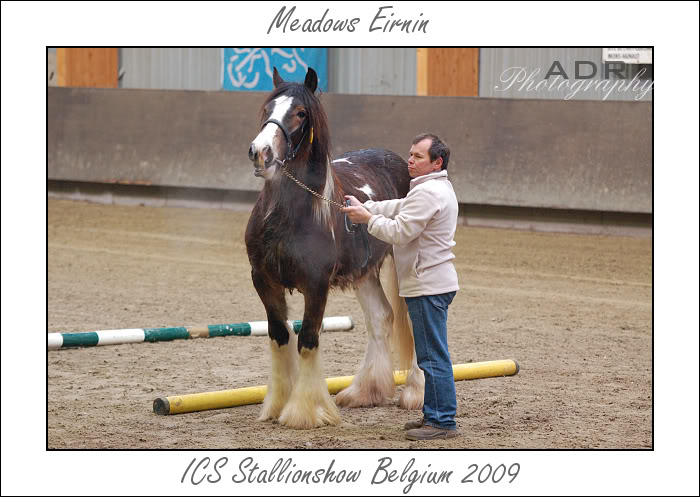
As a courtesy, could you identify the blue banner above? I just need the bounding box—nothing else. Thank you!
[223,48,327,91]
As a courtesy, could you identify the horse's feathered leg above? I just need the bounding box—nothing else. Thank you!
[384,256,425,410]
[399,351,425,410]
[252,271,299,421]
[279,282,341,429]
[335,273,396,407]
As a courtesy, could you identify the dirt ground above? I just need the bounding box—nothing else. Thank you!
[47,198,652,449]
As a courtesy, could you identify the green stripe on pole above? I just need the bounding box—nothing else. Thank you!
[143,327,190,342]
[208,323,252,337]
[48,317,353,350]
[61,332,99,347]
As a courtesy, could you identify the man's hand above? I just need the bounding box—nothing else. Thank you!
[344,195,362,207]
[342,195,373,224]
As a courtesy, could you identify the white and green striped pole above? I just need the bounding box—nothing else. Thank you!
[47,316,353,349]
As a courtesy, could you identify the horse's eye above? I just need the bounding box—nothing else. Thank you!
[297,111,306,119]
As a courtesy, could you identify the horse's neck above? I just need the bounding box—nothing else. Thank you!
[263,159,336,229]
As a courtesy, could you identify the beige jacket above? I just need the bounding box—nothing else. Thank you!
[365,170,459,297]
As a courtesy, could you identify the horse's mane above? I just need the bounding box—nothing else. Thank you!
[260,82,337,230]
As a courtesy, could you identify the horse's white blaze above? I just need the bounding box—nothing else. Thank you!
[335,275,395,407]
[279,346,341,428]
[332,158,352,164]
[259,325,299,421]
[252,95,294,177]
[359,184,375,199]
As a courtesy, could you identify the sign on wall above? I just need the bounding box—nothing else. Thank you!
[602,48,653,65]
[223,48,328,91]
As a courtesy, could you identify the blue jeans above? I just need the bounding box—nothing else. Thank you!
[405,291,457,430]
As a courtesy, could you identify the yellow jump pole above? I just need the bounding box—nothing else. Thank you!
[153,359,519,415]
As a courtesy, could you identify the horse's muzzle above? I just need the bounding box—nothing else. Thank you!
[248,143,273,176]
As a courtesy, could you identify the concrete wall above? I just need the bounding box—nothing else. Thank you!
[48,87,651,214]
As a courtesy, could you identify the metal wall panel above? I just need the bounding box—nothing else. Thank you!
[48,50,57,86]
[480,48,653,101]
[120,48,222,90]
[118,48,417,94]
[328,48,416,95]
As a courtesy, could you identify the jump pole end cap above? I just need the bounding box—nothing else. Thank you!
[512,359,520,375]
[153,397,171,415]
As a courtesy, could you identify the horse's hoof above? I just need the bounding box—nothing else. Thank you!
[278,403,341,429]
[335,384,388,408]
[258,399,285,421]
[257,412,279,422]
[398,388,424,410]
[335,387,361,407]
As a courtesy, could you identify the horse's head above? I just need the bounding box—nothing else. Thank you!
[248,67,327,180]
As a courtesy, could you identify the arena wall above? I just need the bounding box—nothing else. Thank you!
[48,87,651,214]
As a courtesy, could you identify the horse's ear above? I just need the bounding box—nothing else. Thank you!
[304,68,318,93]
[273,67,284,88]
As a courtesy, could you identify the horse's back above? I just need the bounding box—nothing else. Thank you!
[332,148,411,201]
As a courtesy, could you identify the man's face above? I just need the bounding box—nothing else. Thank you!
[408,138,442,178]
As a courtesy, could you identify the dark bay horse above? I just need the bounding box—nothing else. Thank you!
[245,67,425,429]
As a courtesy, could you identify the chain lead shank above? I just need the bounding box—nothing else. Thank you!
[280,163,345,211]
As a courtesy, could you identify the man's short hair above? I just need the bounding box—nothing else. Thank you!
[412,133,450,170]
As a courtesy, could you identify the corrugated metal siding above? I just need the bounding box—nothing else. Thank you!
[120,48,222,90]
[48,51,57,86]
[117,48,417,94]
[328,48,416,95]
[480,48,652,101]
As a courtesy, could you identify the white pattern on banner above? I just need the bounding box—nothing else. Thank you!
[223,48,327,91]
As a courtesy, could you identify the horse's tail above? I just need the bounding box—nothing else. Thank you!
[385,254,414,373]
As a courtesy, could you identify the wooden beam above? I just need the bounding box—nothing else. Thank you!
[416,48,479,97]
[55,48,118,88]
[416,47,429,96]
[56,48,68,87]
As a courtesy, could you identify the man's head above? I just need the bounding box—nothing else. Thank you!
[408,133,450,178]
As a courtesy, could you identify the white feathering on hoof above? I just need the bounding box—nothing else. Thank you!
[336,275,396,407]
[258,330,299,421]
[278,347,341,429]
[399,356,425,410]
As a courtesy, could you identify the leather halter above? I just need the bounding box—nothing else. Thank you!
[261,118,307,168]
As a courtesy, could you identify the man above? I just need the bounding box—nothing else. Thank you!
[342,133,460,440]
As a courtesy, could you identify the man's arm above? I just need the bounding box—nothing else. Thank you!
[363,198,404,219]
[366,189,440,246]
[342,195,405,225]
